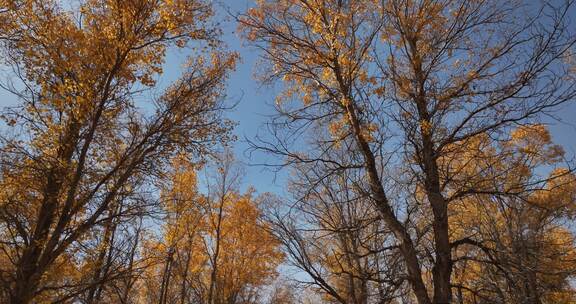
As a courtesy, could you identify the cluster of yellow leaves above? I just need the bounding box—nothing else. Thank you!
[445,125,576,303]
[438,124,566,197]
[508,124,565,163]
[419,120,432,136]
[9,0,214,115]
[214,191,285,293]
[142,159,284,302]
[240,0,379,107]
[531,168,576,212]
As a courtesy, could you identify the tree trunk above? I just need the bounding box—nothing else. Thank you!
[86,203,120,304]
[11,172,64,304]
[333,58,432,304]
[410,31,453,303]
[343,100,431,304]
[10,121,80,304]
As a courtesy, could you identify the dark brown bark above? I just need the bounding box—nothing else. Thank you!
[333,54,431,303]
[10,121,80,304]
[159,247,175,304]
[408,29,452,303]
[86,204,120,304]
[343,100,431,304]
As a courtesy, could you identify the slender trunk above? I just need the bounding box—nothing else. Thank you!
[340,236,359,304]
[120,221,142,304]
[179,234,194,304]
[85,225,113,304]
[523,240,542,304]
[159,247,174,304]
[94,217,119,301]
[208,192,226,304]
[86,203,120,304]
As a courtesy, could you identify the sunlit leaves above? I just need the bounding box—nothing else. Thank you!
[0,0,236,302]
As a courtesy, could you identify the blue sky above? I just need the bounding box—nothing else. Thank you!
[0,0,574,197]
[156,1,290,195]
[215,1,288,195]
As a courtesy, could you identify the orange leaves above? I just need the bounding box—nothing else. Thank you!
[238,0,379,112]
[152,158,284,302]
[531,168,576,212]
[507,124,565,164]
[328,117,347,143]
[214,192,284,288]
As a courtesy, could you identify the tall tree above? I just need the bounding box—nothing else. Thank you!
[239,1,576,303]
[446,125,576,304]
[0,0,236,302]
[265,163,403,304]
[140,154,285,304]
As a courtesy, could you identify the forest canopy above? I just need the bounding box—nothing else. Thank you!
[0,0,575,303]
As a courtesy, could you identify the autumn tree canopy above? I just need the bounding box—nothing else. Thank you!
[0,0,239,302]
[0,0,575,303]
[239,0,576,303]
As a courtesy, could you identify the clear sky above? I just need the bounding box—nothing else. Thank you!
[214,1,289,195]
[0,0,574,197]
